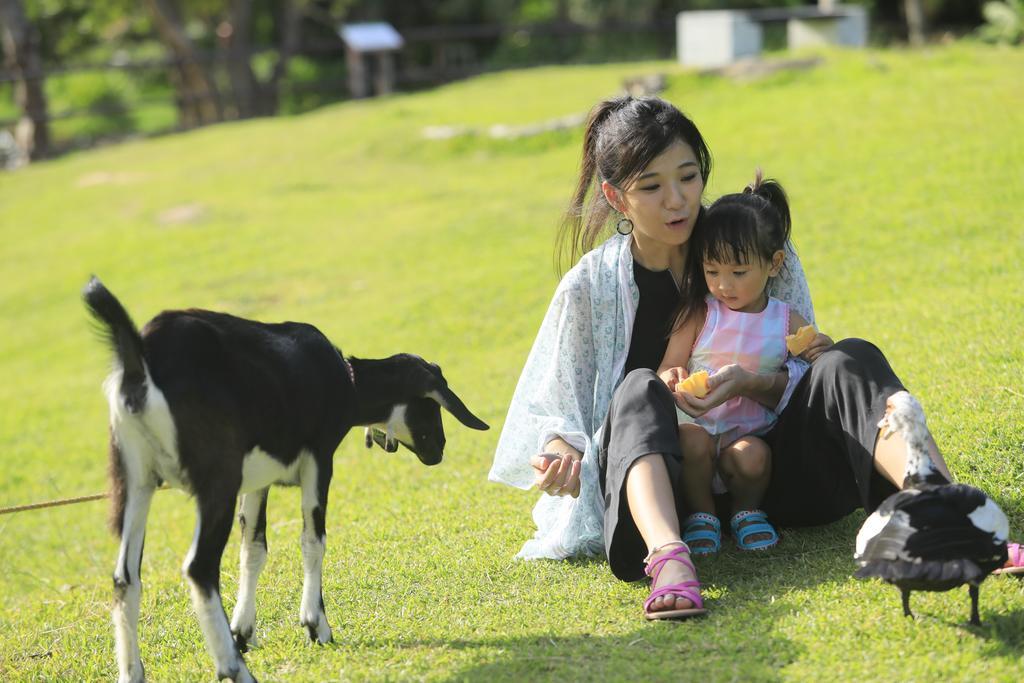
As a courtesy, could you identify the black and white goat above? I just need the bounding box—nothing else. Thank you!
[854,391,1008,626]
[83,277,488,683]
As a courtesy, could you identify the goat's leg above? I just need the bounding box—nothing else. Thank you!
[184,493,256,683]
[231,488,270,652]
[298,458,333,644]
[112,478,155,683]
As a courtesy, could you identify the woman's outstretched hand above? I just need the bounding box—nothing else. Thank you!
[531,450,582,498]
[674,363,753,418]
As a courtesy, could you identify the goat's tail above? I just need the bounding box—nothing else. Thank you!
[107,435,127,536]
[83,276,148,413]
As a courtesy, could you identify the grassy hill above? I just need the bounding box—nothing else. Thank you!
[1,43,1022,681]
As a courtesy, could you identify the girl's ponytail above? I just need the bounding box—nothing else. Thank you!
[744,169,792,246]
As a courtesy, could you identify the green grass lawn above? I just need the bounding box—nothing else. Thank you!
[1,43,1023,681]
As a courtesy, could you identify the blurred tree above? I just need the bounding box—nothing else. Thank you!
[0,0,51,159]
[224,0,258,117]
[143,0,358,125]
[222,0,304,118]
[259,1,359,114]
[905,0,927,44]
[143,0,223,126]
[979,0,1024,43]
[223,0,338,118]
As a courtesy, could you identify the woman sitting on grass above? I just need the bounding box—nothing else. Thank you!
[656,172,832,559]
[489,95,958,620]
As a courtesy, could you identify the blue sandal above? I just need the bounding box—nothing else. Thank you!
[682,512,721,556]
[731,509,779,551]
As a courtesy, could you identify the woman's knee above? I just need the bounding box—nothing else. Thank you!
[609,367,675,417]
[817,338,887,373]
[808,338,900,392]
[618,367,662,395]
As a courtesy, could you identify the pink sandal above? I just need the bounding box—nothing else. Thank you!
[643,544,707,620]
[994,542,1024,576]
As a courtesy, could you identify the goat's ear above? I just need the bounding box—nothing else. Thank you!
[410,358,489,430]
[427,385,489,430]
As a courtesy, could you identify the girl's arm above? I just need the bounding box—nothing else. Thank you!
[656,305,703,390]
[789,311,834,363]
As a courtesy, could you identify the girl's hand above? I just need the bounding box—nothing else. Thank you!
[531,451,582,498]
[659,366,687,390]
[801,333,834,363]
[675,364,753,418]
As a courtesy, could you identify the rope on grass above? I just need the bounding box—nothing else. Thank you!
[0,492,110,515]
[0,485,170,516]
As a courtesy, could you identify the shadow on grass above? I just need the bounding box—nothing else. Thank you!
[897,598,1024,659]
[433,627,805,682]
[976,605,1024,658]
[365,615,805,683]
[765,517,1024,660]
[359,521,878,681]
[698,516,864,589]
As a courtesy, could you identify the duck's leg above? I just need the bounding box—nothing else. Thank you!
[968,585,981,626]
[901,588,914,619]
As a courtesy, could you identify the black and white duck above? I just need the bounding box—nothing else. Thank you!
[853,391,1009,626]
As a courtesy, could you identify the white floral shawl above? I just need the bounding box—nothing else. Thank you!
[489,233,815,560]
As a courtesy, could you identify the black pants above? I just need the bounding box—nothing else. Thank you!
[599,338,903,581]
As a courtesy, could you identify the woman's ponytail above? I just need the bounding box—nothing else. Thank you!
[575,98,622,213]
[555,97,630,273]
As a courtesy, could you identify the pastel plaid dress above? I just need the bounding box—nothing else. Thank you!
[688,293,791,456]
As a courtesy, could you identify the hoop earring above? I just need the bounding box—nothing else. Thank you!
[616,217,634,235]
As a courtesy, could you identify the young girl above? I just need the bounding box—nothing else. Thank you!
[657,171,832,555]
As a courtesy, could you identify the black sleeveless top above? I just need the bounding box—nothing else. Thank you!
[623,262,681,374]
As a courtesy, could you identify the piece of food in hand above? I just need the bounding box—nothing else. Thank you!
[675,370,710,398]
[786,325,817,355]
